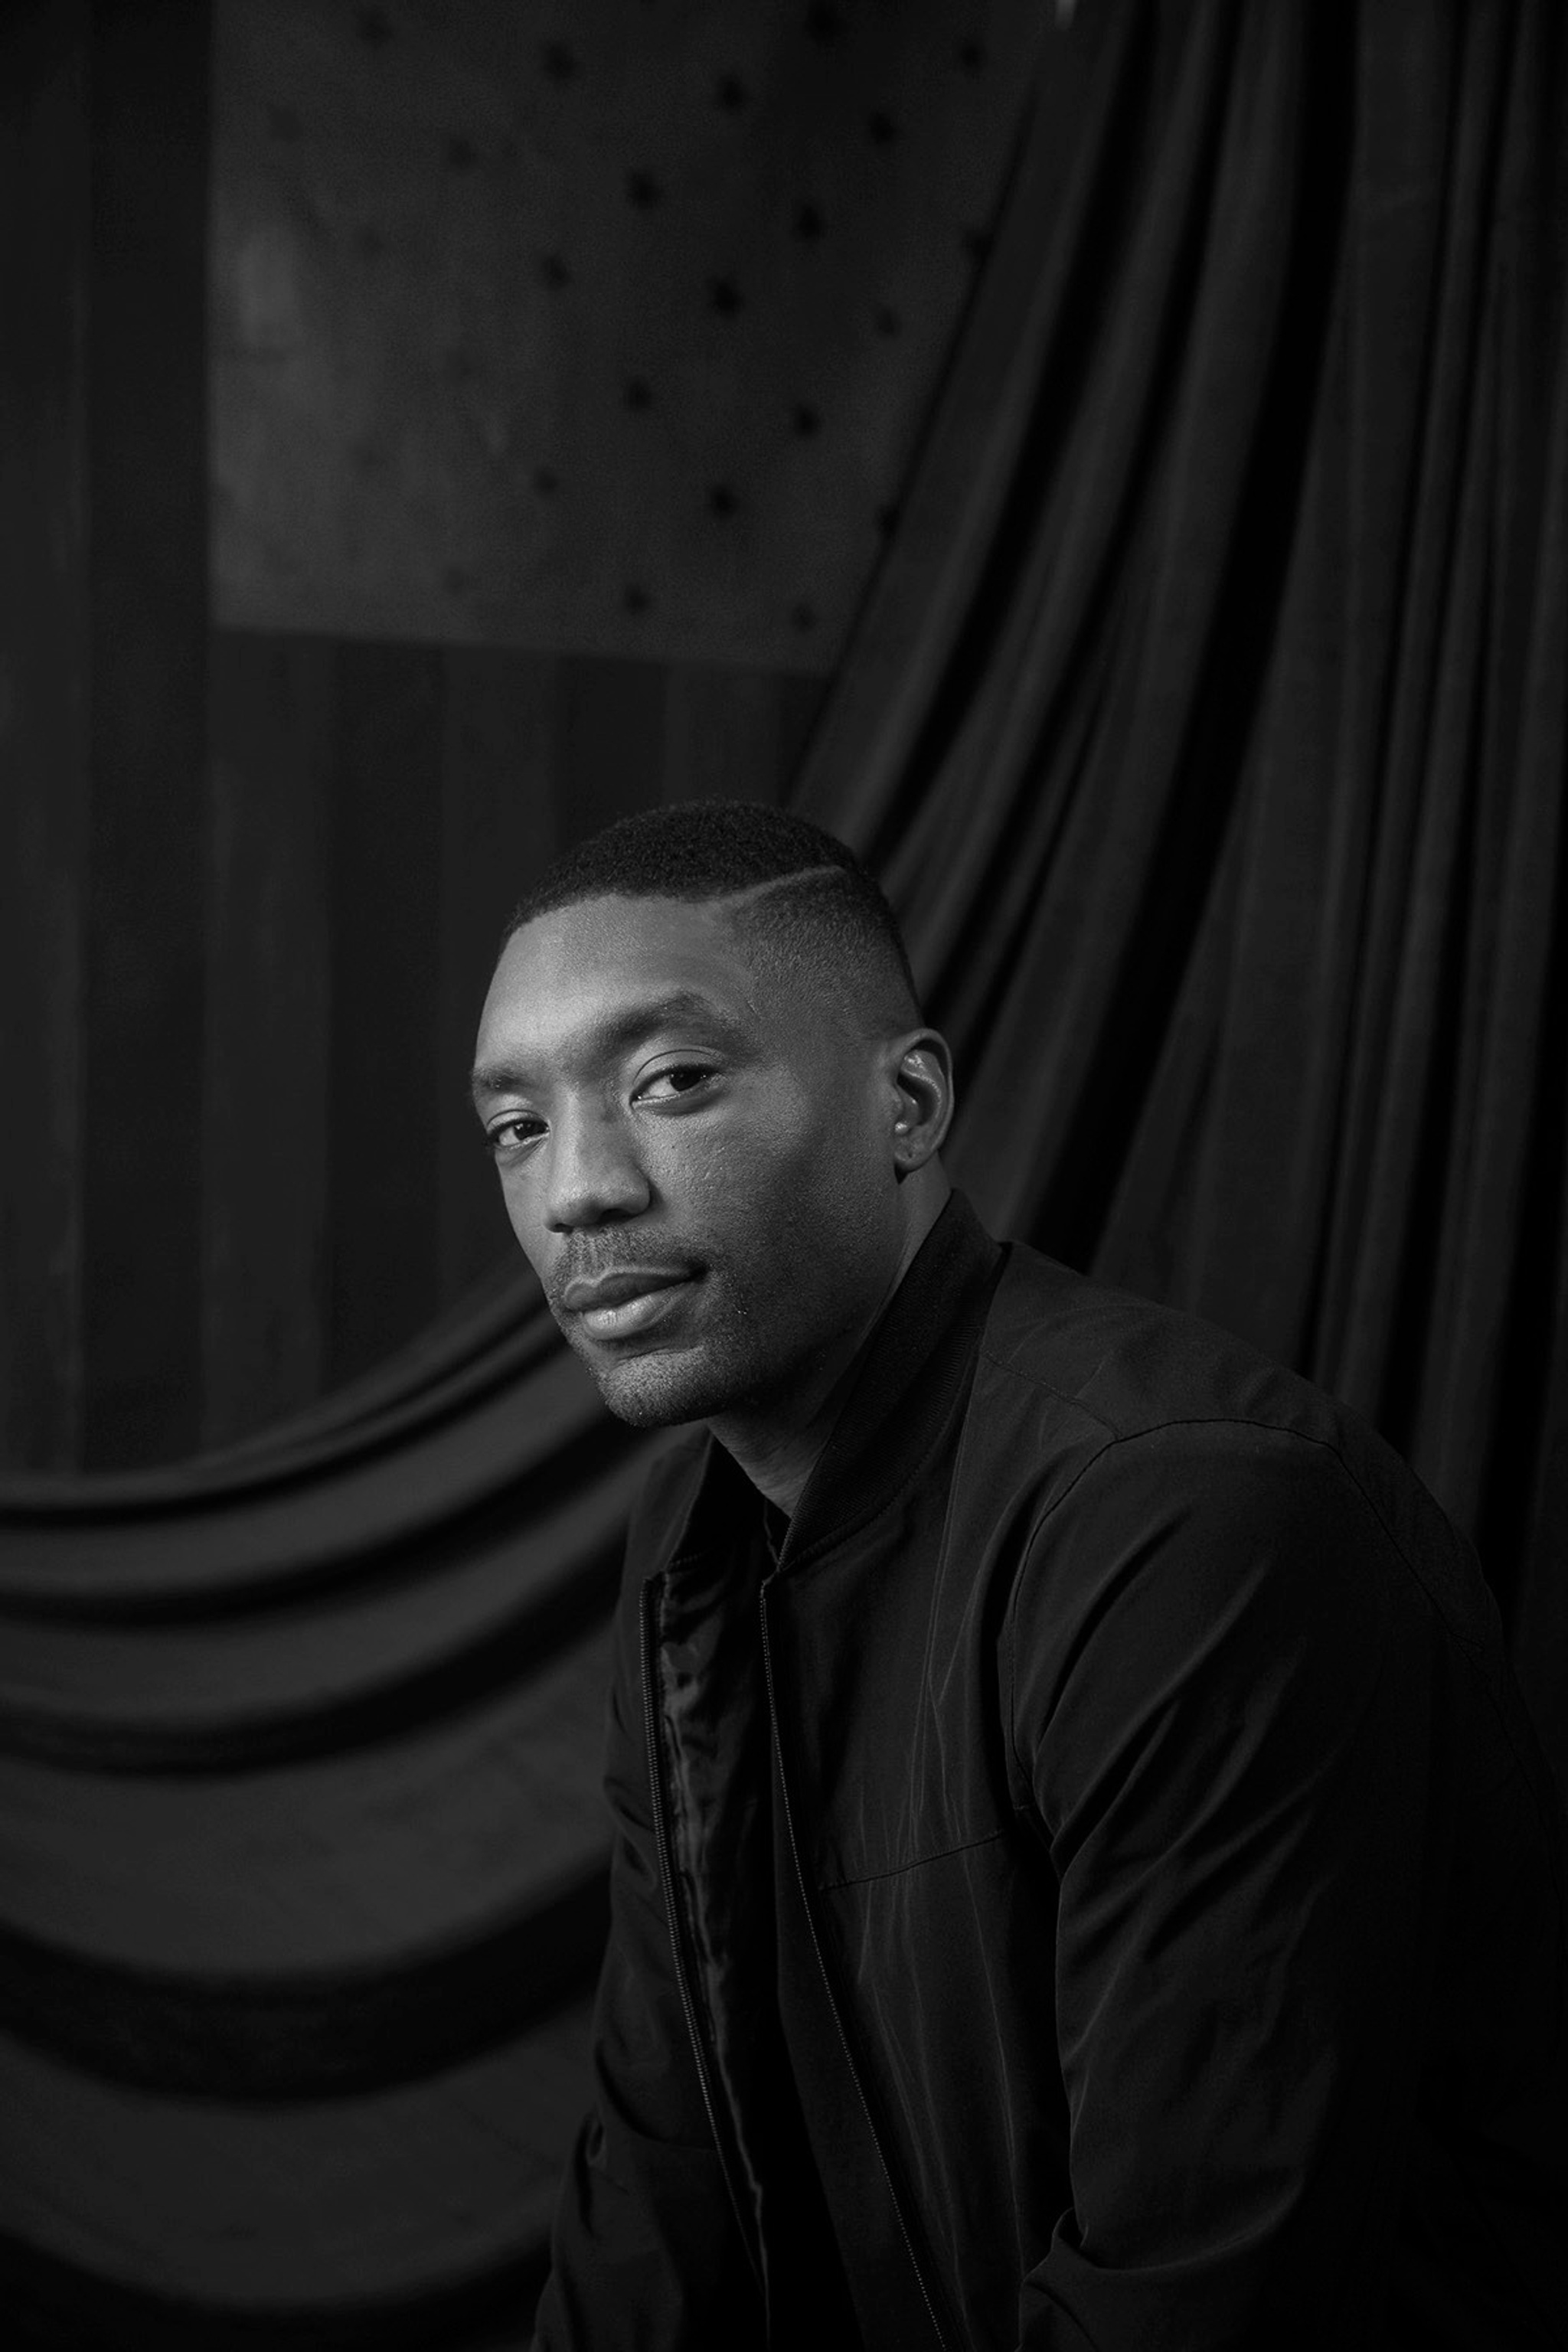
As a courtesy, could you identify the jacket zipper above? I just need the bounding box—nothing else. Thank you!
[758,1584,952,2352]
[639,1579,763,2288]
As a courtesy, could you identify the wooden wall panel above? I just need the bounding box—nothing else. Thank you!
[210,0,1044,675]
[661,662,827,805]
[80,0,211,1470]
[1,10,854,1478]
[201,633,335,1449]
[0,4,89,1472]
[436,648,563,1308]
[325,642,446,1393]
[557,655,668,844]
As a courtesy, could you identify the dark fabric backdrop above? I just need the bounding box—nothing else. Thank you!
[2,3,1565,2344]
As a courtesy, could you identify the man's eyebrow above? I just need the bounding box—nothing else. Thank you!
[469,988,749,1102]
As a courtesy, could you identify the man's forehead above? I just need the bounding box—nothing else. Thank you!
[492,893,758,1009]
[472,896,767,1092]
[511,890,743,962]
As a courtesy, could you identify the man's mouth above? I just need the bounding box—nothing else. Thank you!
[557,1267,698,1341]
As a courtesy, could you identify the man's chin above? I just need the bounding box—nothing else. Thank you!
[583,1342,738,1429]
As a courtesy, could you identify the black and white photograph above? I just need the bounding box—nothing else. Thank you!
[2,5,1565,2346]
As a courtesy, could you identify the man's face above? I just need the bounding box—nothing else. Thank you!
[472,894,909,1428]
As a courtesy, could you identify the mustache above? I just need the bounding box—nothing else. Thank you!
[546,1234,705,1301]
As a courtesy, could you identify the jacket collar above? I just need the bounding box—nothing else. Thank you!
[661,1191,1004,1576]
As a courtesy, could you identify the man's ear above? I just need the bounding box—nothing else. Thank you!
[886,1028,956,1171]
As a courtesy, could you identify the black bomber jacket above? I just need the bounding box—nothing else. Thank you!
[534,1194,1568,2351]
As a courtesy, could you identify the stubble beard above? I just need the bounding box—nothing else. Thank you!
[560,1272,769,1429]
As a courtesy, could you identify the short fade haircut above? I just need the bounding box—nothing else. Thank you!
[504,801,922,1031]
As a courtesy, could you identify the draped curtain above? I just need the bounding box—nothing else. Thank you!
[4,4,1565,2343]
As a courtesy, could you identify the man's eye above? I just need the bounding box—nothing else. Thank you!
[486,1114,544,1156]
[637,1064,716,1103]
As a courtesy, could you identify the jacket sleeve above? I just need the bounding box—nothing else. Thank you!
[1007,1421,1455,2350]
[532,1504,763,2350]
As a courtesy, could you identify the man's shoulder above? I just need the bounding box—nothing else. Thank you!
[978,1240,1354,1456]
[975,1246,1535,1779]
[969,1243,1487,1633]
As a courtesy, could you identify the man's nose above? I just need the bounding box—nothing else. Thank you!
[544,1106,650,1231]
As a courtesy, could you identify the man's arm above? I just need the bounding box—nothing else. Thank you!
[1007,1422,1467,2350]
[533,1548,763,2350]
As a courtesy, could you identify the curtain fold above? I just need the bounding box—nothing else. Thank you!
[0,1272,655,2341]
[2,3,1564,2341]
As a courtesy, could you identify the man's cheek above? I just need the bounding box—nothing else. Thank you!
[502,1187,549,1273]
[662,1128,779,1223]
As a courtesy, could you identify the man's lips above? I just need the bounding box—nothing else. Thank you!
[557,1266,698,1341]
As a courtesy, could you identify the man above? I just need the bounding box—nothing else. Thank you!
[472,801,1566,2350]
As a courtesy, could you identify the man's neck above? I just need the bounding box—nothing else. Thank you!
[706,1178,949,1518]
[707,1359,861,1517]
